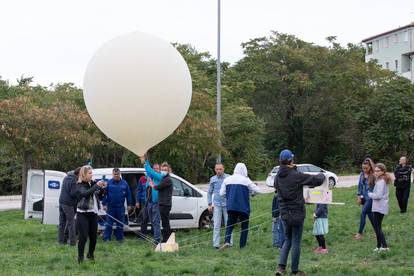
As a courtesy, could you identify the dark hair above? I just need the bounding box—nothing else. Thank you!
[74,167,81,176]
[215,163,224,167]
[112,168,120,173]
[362,158,376,188]
[152,163,160,168]
[280,159,292,166]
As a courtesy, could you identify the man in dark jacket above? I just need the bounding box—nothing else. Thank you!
[394,156,412,213]
[58,167,81,245]
[275,150,325,276]
[151,162,173,243]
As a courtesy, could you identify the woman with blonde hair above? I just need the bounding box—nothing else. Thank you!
[368,163,391,252]
[75,165,106,263]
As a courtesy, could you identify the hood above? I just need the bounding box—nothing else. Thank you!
[233,163,248,177]
[277,165,294,178]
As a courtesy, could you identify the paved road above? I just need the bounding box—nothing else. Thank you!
[0,175,360,211]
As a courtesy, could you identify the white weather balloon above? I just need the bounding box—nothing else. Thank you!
[83,31,192,156]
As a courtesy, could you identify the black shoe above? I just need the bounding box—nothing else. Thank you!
[214,246,220,250]
[78,256,84,264]
[275,266,287,275]
[86,253,94,261]
[292,271,305,276]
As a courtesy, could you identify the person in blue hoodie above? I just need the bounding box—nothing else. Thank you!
[219,163,262,250]
[140,154,166,244]
[102,168,133,242]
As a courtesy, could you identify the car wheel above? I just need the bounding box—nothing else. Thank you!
[328,177,336,188]
[198,210,213,229]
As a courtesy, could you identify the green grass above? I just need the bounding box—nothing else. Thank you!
[1,187,414,275]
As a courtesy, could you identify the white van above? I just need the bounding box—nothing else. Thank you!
[24,168,212,230]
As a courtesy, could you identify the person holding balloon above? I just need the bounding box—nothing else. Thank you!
[140,154,166,244]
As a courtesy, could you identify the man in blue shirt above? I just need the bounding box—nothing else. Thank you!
[208,163,232,249]
[102,168,132,242]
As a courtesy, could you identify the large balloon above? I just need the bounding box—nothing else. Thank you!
[83,31,192,156]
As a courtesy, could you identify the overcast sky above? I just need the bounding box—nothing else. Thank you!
[1,0,414,86]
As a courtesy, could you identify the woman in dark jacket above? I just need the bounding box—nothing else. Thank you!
[75,165,106,263]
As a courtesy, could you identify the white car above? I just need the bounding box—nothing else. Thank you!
[24,168,212,230]
[265,164,338,188]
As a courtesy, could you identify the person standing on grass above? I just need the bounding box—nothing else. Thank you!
[369,163,391,252]
[207,163,232,249]
[312,204,329,254]
[219,163,261,250]
[150,162,173,243]
[394,156,412,213]
[75,165,106,264]
[58,167,81,246]
[272,190,285,249]
[102,168,133,242]
[275,149,325,276]
[140,153,166,244]
[353,158,376,240]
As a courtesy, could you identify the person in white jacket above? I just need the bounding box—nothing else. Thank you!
[368,163,391,252]
[219,163,261,249]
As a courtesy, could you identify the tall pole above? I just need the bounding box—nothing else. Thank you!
[216,0,222,163]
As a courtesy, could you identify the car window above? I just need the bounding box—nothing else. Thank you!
[297,166,308,173]
[271,167,279,174]
[171,178,185,196]
[308,165,322,173]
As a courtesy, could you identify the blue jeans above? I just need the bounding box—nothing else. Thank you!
[279,221,303,273]
[358,199,374,234]
[272,217,285,248]
[147,202,161,243]
[224,210,249,248]
[103,206,125,241]
[213,206,232,247]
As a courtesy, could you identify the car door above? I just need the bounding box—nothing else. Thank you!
[42,170,67,225]
[170,176,199,228]
[307,165,322,175]
[24,170,44,220]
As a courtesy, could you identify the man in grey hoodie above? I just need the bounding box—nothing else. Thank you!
[58,167,81,245]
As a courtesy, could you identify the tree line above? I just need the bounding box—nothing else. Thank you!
[1,33,414,196]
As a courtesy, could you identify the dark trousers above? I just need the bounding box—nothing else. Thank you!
[372,212,388,248]
[396,186,410,213]
[279,221,304,273]
[139,205,150,235]
[315,235,326,249]
[159,205,172,242]
[58,204,76,245]
[224,210,249,248]
[76,212,98,259]
[358,198,374,234]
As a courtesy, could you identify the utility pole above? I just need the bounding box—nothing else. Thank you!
[216,0,222,163]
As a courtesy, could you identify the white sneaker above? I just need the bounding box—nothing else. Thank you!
[373,247,380,252]
[379,247,390,252]
[219,243,231,251]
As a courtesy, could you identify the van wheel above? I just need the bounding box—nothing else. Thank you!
[199,210,213,229]
[328,177,336,188]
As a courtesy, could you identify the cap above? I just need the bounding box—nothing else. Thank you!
[279,149,294,162]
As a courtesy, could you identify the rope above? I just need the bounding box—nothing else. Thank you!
[98,210,158,246]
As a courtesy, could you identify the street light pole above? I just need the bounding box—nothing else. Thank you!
[216,0,222,163]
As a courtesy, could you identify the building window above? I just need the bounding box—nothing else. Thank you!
[385,62,389,69]
[395,59,399,71]
[367,43,373,55]
[385,37,389,48]
[394,33,399,43]
[375,40,379,52]
[404,31,409,42]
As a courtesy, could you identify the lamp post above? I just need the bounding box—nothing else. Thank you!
[216,0,222,163]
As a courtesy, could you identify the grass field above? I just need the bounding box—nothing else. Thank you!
[0,186,413,275]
